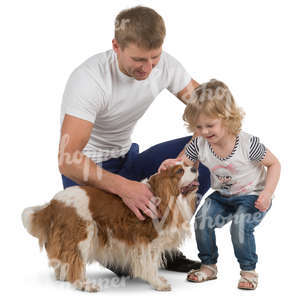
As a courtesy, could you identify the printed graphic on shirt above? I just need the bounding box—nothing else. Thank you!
[211,163,256,195]
[212,164,237,194]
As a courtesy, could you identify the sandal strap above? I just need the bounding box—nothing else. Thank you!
[187,265,217,280]
[192,270,209,281]
[240,271,258,279]
[239,277,258,287]
[203,265,218,275]
[240,270,258,278]
[239,271,258,288]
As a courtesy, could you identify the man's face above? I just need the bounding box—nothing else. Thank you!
[112,39,162,81]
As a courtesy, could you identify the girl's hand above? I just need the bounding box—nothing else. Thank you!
[255,190,272,212]
[158,157,182,173]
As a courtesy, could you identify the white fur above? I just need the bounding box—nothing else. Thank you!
[54,186,93,221]
[22,203,49,233]
[179,163,197,187]
[49,258,68,281]
[78,221,98,264]
[176,194,194,221]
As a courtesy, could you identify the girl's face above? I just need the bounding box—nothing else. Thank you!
[195,113,228,144]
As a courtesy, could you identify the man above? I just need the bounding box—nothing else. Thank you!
[58,5,210,275]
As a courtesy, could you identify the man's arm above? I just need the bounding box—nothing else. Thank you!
[176,78,200,104]
[175,78,201,158]
[58,114,120,192]
[58,114,158,221]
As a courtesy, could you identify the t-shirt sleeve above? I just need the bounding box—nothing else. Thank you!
[164,52,192,95]
[61,67,104,124]
[249,136,267,162]
[185,137,201,162]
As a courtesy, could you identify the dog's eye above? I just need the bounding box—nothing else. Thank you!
[176,168,184,175]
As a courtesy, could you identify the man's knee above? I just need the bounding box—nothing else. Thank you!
[61,174,79,189]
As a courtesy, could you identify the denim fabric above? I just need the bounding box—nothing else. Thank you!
[61,136,211,210]
[194,191,271,270]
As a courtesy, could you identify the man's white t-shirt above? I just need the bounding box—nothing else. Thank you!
[61,50,191,163]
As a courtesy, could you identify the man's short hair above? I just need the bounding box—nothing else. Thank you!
[114,6,166,50]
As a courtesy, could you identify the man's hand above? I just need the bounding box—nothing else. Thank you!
[255,190,272,212]
[118,180,160,221]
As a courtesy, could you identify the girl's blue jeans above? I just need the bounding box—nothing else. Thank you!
[61,136,210,210]
[194,191,271,271]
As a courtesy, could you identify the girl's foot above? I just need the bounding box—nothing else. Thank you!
[238,270,258,290]
[186,264,217,283]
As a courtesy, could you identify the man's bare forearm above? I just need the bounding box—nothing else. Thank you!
[59,152,127,195]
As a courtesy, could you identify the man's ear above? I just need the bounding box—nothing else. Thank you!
[112,38,120,54]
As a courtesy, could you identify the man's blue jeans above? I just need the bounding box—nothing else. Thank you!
[61,136,211,210]
[194,191,270,271]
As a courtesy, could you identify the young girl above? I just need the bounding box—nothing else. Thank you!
[159,79,280,290]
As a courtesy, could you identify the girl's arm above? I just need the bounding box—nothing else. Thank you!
[255,149,281,212]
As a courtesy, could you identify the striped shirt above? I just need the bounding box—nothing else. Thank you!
[185,131,268,197]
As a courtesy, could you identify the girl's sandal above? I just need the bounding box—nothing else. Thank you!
[187,265,217,283]
[238,270,258,290]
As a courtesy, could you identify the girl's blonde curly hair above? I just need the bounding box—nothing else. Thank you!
[183,79,245,136]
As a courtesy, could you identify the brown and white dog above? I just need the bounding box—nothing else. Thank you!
[22,162,199,292]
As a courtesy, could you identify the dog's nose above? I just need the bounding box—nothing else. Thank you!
[191,167,197,173]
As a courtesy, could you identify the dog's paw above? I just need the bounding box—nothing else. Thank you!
[153,277,171,291]
[154,282,171,291]
[158,276,168,284]
[74,280,100,293]
[54,266,68,281]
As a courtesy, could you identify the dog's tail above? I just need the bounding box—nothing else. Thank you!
[22,202,53,250]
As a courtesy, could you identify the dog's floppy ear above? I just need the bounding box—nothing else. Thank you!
[147,168,170,192]
[147,173,158,192]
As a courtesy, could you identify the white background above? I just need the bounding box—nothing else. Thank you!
[1,0,299,299]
